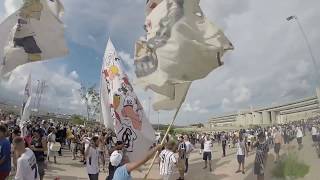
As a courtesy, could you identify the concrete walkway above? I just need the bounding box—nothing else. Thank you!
[43,134,319,180]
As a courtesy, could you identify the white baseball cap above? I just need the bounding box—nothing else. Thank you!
[110,150,123,167]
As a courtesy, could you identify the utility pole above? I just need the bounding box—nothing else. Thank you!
[287,15,320,105]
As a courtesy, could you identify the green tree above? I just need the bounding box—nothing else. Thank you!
[79,84,100,122]
[71,115,84,125]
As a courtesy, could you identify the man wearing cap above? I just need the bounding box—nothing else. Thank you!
[112,144,163,180]
[106,141,124,180]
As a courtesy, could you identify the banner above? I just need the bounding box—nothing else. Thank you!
[100,39,155,162]
[20,74,32,137]
[0,0,68,77]
[135,0,233,111]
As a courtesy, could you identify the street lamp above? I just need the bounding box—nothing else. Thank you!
[157,111,160,131]
[287,15,320,104]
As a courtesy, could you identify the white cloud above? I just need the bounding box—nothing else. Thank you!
[173,0,320,124]
[1,0,320,125]
[0,62,85,115]
[183,100,209,114]
[118,51,135,79]
[69,70,79,80]
[59,0,146,52]
[88,35,97,43]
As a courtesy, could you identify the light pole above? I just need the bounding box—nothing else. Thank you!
[286,15,320,103]
[157,111,160,131]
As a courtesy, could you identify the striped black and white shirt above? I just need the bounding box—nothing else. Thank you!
[159,149,177,175]
[254,142,269,165]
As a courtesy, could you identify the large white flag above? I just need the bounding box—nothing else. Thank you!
[135,0,234,111]
[0,0,68,77]
[20,73,32,137]
[100,39,155,162]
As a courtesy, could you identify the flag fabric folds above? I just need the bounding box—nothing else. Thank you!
[100,39,155,162]
[134,0,234,111]
[0,0,68,77]
[20,74,32,137]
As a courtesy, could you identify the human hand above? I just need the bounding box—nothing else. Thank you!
[155,144,164,151]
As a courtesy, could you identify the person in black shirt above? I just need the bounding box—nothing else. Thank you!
[106,133,114,152]
[253,132,269,180]
[221,132,227,157]
[106,141,124,180]
[56,126,64,156]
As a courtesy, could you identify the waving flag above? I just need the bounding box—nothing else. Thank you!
[0,0,68,77]
[20,74,32,137]
[135,0,233,111]
[100,39,155,162]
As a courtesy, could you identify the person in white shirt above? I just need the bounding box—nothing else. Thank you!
[296,127,303,150]
[183,135,194,173]
[47,127,57,163]
[85,136,100,180]
[311,125,318,146]
[159,140,177,180]
[235,135,247,174]
[13,137,40,180]
[203,134,213,172]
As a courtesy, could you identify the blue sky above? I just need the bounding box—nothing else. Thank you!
[1,0,320,125]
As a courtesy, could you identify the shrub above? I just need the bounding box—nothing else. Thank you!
[272,152,310,179]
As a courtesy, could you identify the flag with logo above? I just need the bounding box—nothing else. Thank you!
[0,0,68,77]
[100,39,155,161]
[135,0,234,111]
[20,74,32,137]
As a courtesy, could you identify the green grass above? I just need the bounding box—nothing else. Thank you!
[272,152,310,179]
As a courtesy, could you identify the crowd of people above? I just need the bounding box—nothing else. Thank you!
[192,118,320,180]
[0,110,320,180]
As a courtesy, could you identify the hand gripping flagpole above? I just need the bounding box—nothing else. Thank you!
[143,90,187,179]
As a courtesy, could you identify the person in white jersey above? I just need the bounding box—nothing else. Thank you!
[296,126,303,150]
[159,140,177,180]
[235,135,247,174]
[203,134,213,172]
[311,125,318,146]
[13,137,40,180]
[85,136,100,180]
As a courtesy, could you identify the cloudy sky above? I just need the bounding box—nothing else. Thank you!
[0,0,319,125]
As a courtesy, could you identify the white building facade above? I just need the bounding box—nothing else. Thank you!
[208,96,320,128]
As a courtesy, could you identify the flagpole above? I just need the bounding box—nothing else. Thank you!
[143,90,187,179]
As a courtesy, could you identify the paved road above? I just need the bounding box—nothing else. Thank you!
[43,134,319,180]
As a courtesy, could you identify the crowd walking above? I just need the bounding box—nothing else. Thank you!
[0,111,319,180]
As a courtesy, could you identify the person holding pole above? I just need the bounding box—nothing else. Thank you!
[112,144,163,180]
[159,140,177,180]
[177,136,186,180]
